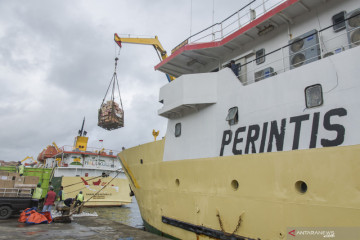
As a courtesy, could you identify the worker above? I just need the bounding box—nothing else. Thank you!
[229,60,240,77]
[32,183,43,209]
[64,198,75,207]
[16,161,25,176]
[58,186,65,201]
[74,191,84,208]
[42,186,56,212]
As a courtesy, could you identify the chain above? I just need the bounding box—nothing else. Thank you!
[216,210,225,232]
[231,214,243,235]
[216,209,243,235]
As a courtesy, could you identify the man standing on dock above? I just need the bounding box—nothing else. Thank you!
[42,186,56,212]
[32,183,43,209]
[74,191,84,208]
[16,161,24,176]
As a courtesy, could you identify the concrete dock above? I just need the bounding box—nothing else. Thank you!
[0,216,169,240]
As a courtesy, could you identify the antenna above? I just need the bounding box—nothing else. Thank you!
[78,117,86,136]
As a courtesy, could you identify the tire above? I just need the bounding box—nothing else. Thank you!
[0,206,13,220]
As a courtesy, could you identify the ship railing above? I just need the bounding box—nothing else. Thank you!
[238,23,359,85]
[177,0,285,47]
[59,145,120,156]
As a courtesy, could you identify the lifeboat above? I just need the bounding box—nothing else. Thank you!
[37,146,58,162]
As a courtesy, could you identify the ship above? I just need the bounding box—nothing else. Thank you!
[117,0,360,239]
[39,118,132,207]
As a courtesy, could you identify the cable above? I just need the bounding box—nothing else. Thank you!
[62,175,104,188]
[190,0,193,37]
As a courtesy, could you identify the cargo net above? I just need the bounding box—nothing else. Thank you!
[98,100,124,130]
[98,57,124,130]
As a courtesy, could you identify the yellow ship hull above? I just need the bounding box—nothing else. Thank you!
[61,176,132,207]
[118,139,360,239]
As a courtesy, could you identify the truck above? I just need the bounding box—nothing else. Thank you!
[0,188,37,219]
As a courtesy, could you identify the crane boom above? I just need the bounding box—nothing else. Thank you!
[114,33,175,82]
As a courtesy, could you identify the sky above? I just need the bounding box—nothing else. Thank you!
[0,0,255,162]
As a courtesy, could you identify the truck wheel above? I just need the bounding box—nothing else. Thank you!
[0,206,12,220]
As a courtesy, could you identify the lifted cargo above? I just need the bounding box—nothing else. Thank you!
[98,100,124,130]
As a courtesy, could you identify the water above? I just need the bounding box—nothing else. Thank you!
[83,198,144,229]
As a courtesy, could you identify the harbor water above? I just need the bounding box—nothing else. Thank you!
[84,197,143,229]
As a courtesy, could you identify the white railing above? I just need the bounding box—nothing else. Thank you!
[238,25,359,85]
[58,145,120,156]
[175,0,285,48]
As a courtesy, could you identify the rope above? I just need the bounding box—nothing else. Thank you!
[68,171,121,216]
[101,71,116,107]
[115,71,123,110]
[62,175,104,188]
[100,57,123,111]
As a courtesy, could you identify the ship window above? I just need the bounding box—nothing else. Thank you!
[332,11,346,32]
[175,123,181,137]
[256,48,265,65]
[226,107,238,126]
[305,84,323,108]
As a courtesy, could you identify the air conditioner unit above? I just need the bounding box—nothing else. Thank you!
[289,29,320,69]
[323,47,344,58]
[346,8,360,48]
[254,67,275,82]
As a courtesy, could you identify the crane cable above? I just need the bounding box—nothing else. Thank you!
[100,57,123,109]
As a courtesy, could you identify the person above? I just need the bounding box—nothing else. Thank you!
[74,191,84,208]
[58,186,65,201]
[42,186,56,212]
[64,198,74,207]
[32,183,43,209]
[229,60,240,77]
[16,161,25,176]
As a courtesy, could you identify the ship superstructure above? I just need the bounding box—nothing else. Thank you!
[118,0,360,239]
[41,119,132,207]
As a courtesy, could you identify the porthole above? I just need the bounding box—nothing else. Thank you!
[175,179,180,186]
[305,84,323,108]
[295,180,308,194]
[231,180,239,191]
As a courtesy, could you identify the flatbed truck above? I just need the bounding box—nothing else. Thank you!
[0,188,36,219]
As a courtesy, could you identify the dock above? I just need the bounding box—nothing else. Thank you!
[0,216,169,240]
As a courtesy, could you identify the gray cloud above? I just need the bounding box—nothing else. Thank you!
[0,0,252,161]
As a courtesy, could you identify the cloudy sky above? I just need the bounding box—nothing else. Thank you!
[0,0,254,162]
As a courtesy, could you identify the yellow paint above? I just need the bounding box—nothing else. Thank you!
[152,129,159,141]
[61,176,132,207]
[74,136,88,151]
[118,154,140,189]
[114,33,175,81]
[119,141,360,239]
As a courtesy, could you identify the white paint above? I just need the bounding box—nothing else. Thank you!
[161,45,360,161]
[159,0,360,161]
[158,73,218,118]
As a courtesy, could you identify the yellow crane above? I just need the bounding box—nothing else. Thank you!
[52,142,60,152]
[21,156,37,165]
[114,33,175,82]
